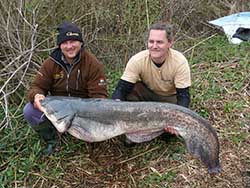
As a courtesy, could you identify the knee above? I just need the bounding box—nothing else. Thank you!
[133,82,145,91]
[126,82,149,101]
[23,102,33,121]
[23,102,44,125]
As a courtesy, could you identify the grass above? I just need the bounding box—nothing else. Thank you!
[1,35,250,187]
[139,170,177,188]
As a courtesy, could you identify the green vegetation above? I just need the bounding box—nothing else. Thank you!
[139,170,177,188]
[1,0,250,187]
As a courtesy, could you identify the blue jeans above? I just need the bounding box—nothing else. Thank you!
[23,102,46,126]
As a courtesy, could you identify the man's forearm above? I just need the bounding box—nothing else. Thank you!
[112,79,135,100]
[176,87,190,108]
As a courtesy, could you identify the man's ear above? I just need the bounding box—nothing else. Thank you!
[167,40,174,48]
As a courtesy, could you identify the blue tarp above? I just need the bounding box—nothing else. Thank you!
[209,12,250,44]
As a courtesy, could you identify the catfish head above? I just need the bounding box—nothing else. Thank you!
[40,96,77,133]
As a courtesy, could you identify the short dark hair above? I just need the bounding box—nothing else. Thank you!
[148,23,174,42]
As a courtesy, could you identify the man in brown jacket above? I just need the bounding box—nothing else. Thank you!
[23,21,108,155]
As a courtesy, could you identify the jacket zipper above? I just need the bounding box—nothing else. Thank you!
[50,55,81,96]
[76,69,80,90]
[66,74,70,96]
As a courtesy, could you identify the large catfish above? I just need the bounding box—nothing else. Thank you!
[40,96,221,174]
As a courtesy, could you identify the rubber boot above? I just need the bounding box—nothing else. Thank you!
[120,135,136,147]
[32,120,58,156]
[160,132,176,143]
[124,138,136,147]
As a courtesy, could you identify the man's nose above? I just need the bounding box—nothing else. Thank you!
[65,41,73,48]
[152,42,158,48]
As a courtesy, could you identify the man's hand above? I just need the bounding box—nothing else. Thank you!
[34,94,45,112]
[164,127,179,136]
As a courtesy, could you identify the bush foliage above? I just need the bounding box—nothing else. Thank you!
[1,0,249,107]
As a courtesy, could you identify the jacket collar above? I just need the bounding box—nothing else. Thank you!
[50,47,84,66]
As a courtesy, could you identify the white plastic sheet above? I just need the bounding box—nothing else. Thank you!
[209,12,250,44]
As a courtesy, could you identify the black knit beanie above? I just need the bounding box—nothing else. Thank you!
[57,22,83,45]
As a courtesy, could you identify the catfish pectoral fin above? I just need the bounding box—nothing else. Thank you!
[126,129,164,143]
[67,124,95,142]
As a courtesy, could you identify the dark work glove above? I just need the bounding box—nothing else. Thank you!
[176,87,190,108]
[112,79,135,101]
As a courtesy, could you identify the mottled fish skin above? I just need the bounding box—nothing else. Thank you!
[41,96,221,174]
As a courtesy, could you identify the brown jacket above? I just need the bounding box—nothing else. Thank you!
[27,48,108,102]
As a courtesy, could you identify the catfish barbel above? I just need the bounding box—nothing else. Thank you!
[40,96,221,174]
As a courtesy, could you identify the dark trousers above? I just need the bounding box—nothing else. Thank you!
[23,102,46,126]
[126,82,177,104]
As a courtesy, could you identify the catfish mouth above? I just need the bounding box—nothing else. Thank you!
[42,106,71,133]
